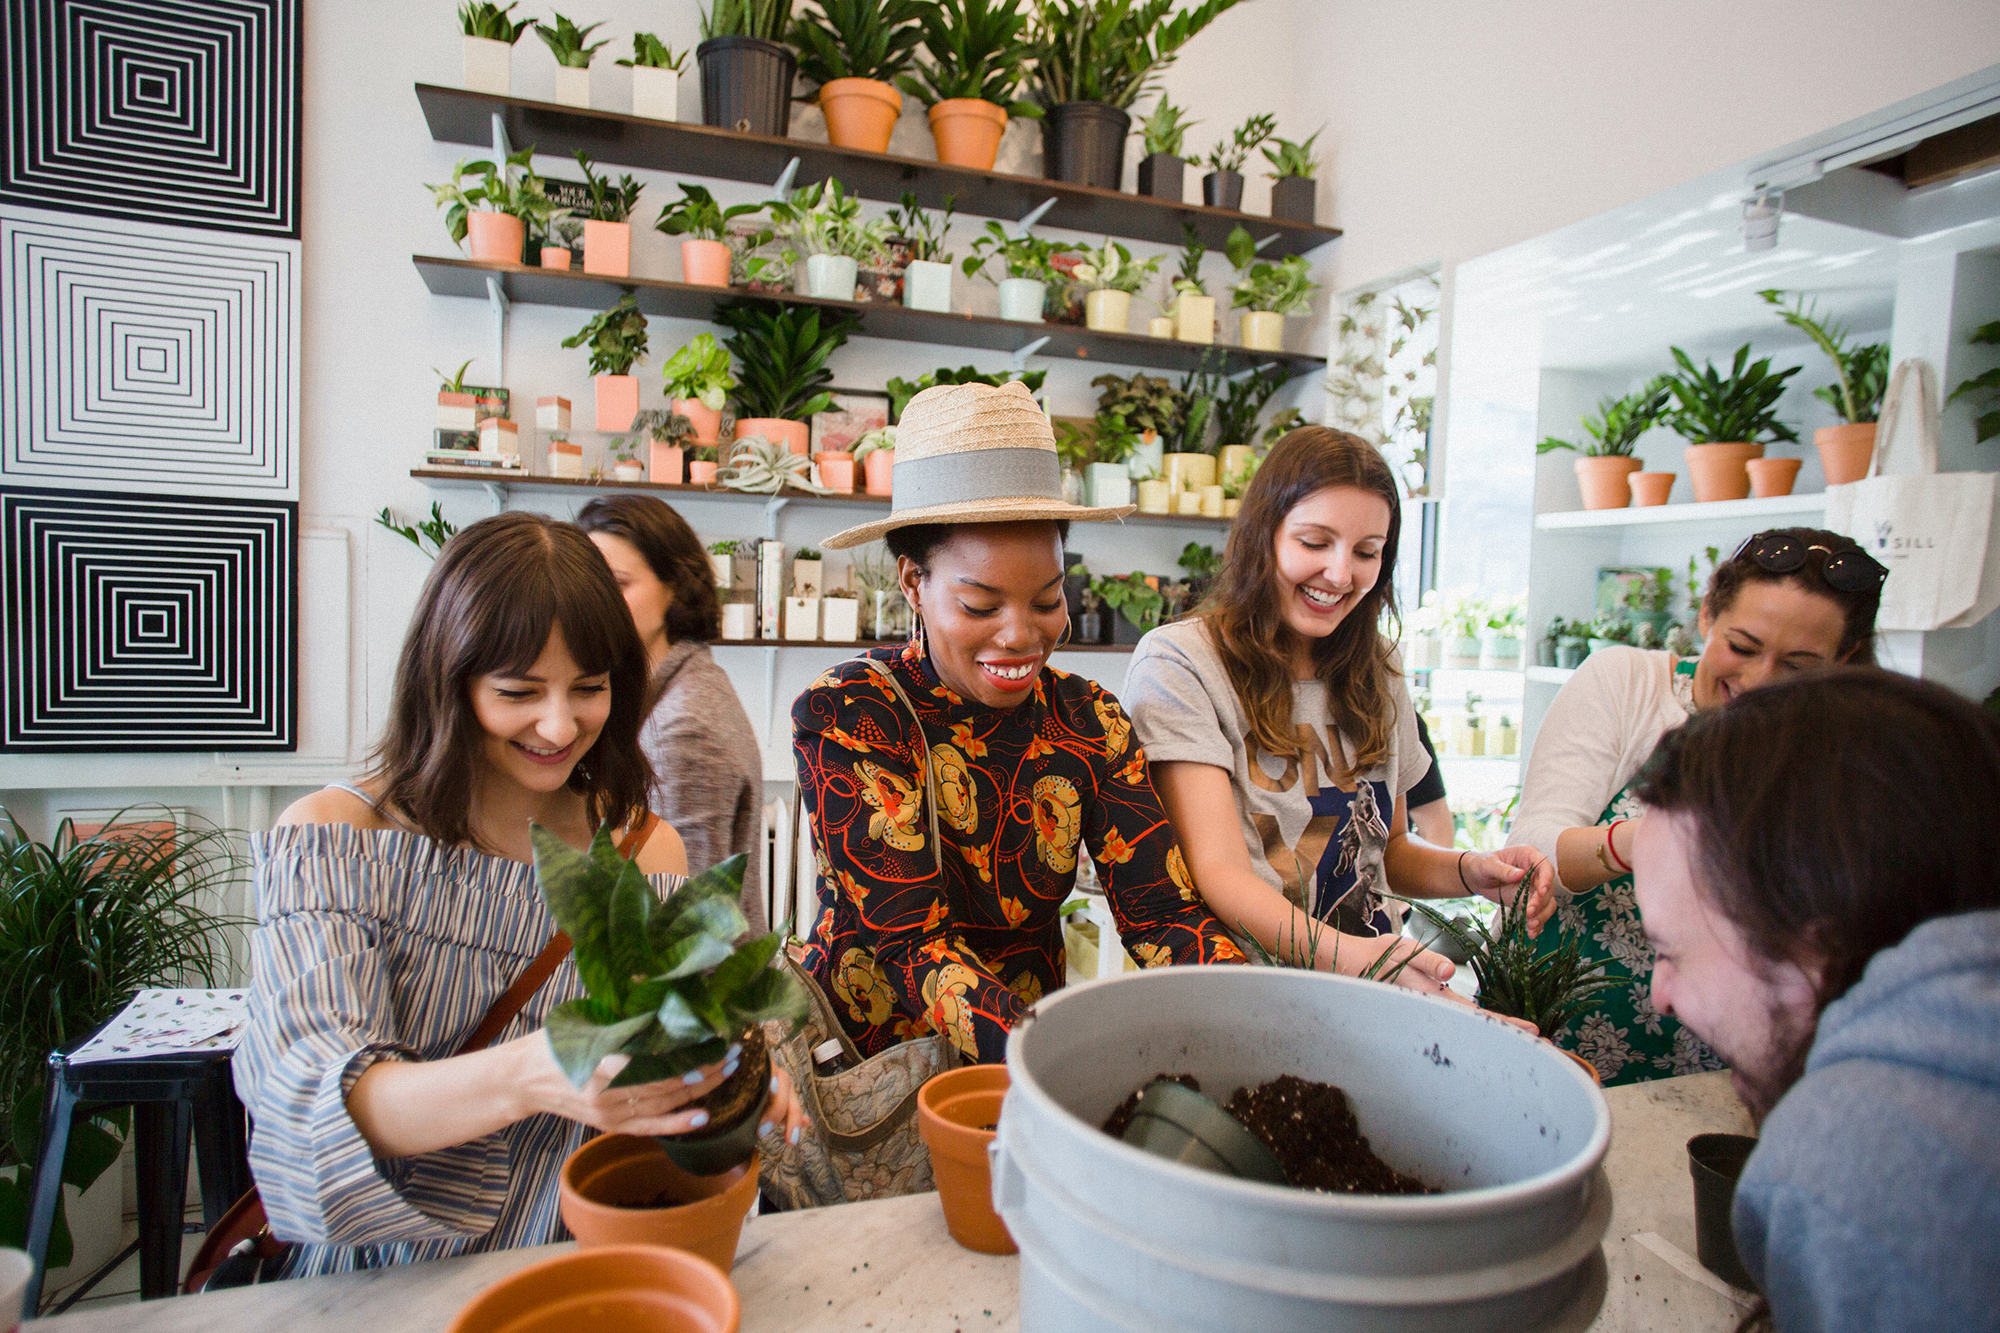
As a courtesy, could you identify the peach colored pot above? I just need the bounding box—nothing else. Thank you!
[466,211,525,264]
[559,1136,758,1274]
[816,451,855,492]
[595,375,640,432]
[1562,1050,1602,1085]
[1573,455,1642,509]
[650,443,684,485]
[863,447,895,496]
[674,398,723,444]
[1684,442,1765,502]
[681,238,733,288]
[1816,422,1877,485]
[917,1066,1014,1255]
[689,460,718,485]
[819,78,900,153]
[928,98,1007,170]
[444,1243,740,1333]
[539,246,572,270]
[1746,456,1802,497]
[1628,471,1675,506]
[734,417,807,455]
[583,220,632,277]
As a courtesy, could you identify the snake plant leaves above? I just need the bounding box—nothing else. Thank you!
[545,1002,655,1088]
[532,823,628,1006]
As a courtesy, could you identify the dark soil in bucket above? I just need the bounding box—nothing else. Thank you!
[1101,1072,1202,1139]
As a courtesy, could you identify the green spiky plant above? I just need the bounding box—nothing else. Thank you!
[1261,128,1321,179]
[1214,363,1298,450]
[1203,112,1276,174]
[1025,0,1247,111]
[1536,377,1673,457]
[701,0,794,39]
[460,0,534,41]
[791,0,927,90]
[887,192,957,264]
[617,33,689,70]
[1171,220,1207,300]
[535,13,610,67]
[1140,97,1195,157]
[885,365,1045,420]
[434,359,476,393]
[570,150,643,224]
[712,301,861,421]
[1756,289,1889,426]
[563,293,650,376]
[1948,320,2000,445]
[896,0,1041,114]
[1665,344,1801,445]
[376,503,459,559]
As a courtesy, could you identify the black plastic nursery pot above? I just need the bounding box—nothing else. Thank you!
[1111,611,1149,645]
[1121,1080,1286,1184]
[1270,174,1316,222]
[1043,101,1131,190]
[1202,169,1244,211]
[1136,152,1185,201]
[1687,1133,1761,1292]
[697,37,795,137]
[655,1033,773,1177]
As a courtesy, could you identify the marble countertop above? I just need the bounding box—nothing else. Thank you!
[33,1071,1756,1333]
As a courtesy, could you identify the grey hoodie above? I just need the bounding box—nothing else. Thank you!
[1734,909,2000,1332]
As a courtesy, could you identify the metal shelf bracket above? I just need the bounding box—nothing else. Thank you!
[769,156,801,201]
[762,495,790,539]
[485,274,510,385]
[1009,336,1051,373]
[1016,197,1058,233]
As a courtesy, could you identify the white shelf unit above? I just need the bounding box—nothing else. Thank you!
[1533,493,1826,531]
[1526,666,1577,686]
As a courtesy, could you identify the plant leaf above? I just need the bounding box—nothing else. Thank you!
[722,966,810,1028]
[655,985,721,1044]
[545,1001,655,1089]
[531,823,621,1004]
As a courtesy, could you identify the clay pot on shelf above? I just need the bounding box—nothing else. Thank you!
[462,35,512,95]
[1041,101,1129,190]
[1137,153,1185,202]
[1239,311,1284,352]
[816,451,855,492]
[1815,422,1877,485]
[929,98,1008,170]
[734,417,808,455]
[539,246,572,270]
[583,220,632,278]
[466,212,525,264]
[1746,457,1802,497]
[595,374,639,432]
[673,398,723,445]
[1573,455,1643,510]
[903,259,953,313]
[697,37,794,137]
[819,78,901,153]
[554,65,592,109]
[1628,470,1675,506]
[917,1065,1014,1255]
[689,459,719,485]
[443,1243,739,1333]
[863,447,896,496]
[1202,169,1244,211]
[804,253,859,300]
[681,239,733,287]
[1135,478,1172,514]
[1684,443,1765,502]
[559,1135,759,1274]
[1084,289,1131,333]
[650,444,684,485]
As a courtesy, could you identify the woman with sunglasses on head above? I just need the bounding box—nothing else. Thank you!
[1507,527,1886,1085]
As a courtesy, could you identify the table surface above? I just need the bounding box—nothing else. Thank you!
[33,1070,1756,1333]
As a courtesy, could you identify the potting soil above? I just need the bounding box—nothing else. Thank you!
[1100,1072,1204,1139]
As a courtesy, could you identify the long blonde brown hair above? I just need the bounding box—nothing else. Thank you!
[1199,426,1403,769]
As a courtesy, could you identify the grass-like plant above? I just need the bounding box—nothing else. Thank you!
[1140,97,1195,157]
[661,334,737,410]
[701,0,794,41]
[1536,377,1673,457]
[1025,0,1247,111]
[570,150,643,224]
[434,358,475,393]
[535,13,610,67]
[961,221,1077,285]
[887,191,956,264]
[1391,884,1620,1042]
[563,293,650,376]
[460,0,534,42]
[654,184,769,244]
[1203,112,1275,174]
[712,300,861,420]
[791,0,926,89]
[376,503,459,559]
[1262,128,1321,179]
[896,0,1041,114]
[1756,289,1889,425]
[1948,320,2000,444]
[1665,344,1801,445]
[885,365,1045,419]
[427,146,555,244]
[617,33,689,70]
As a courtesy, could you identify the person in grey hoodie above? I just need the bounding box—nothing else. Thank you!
[1628,668,2000,1332]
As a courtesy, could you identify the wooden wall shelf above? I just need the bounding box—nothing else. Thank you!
[712,639,1138,654]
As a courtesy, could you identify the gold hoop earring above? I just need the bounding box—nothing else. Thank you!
[1056,614,1074,650]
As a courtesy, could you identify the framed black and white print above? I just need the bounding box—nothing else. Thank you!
[2,486,296,751]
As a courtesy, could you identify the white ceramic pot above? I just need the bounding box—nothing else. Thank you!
[1176,293,1216,344]
[998,277,1046,323]
[805,254,859,300]
[1479,634,1523,671]
[709,553,733,588]
[1240,309,1285,351]
[1127,430,1163,482]
[463,35,512,95]
[553,65,592,108]
[822,597,860,643]
[1444,635,1484,669]
[1085,462,1133,508]
[784,596,821,641]
[1135,478,1172,514]
[630,64,678,120]
[791,557,823,599]
[612,460,645,482]
[1085,289,1132,333]
[903,259,953,312]
[720,602,757,640]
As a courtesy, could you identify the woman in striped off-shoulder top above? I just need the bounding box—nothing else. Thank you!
[234,513,806,1279]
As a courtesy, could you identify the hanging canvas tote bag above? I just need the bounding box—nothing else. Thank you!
[1823,358,2000,631]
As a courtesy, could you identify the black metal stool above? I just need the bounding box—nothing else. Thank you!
[23,1043,250,1312]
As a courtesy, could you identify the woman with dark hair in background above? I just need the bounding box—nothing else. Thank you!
[578,494,768,934]
[1508,527,1887,1084]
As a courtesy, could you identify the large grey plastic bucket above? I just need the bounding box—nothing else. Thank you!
[993,968,1612,1332]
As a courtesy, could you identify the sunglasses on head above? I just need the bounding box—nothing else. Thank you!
[1732,533,1888,594]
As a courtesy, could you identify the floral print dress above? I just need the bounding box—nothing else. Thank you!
[794,643,1244,1063]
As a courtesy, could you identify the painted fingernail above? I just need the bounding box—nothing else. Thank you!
[722,1058,741,1080]
[760,1120,775,1137]
[770,1074,781,1093]
[688,1111,709,1129]
[726,1042,742,1062]
[789,1126,802,1145]
[683,1069,707,1085]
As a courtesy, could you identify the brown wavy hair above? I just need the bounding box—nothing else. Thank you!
[368,511,653,851]
[1703,527,1880,666]
[1198,426,1403,769]
[575,494,723,644]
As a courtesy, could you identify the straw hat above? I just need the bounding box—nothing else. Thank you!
[820,380,1135,550]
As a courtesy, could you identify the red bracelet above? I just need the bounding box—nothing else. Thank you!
[1604,820,1633,874]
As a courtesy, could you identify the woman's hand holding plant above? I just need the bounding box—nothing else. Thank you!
[1458,846,1556,935]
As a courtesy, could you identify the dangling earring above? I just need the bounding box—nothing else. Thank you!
[909,609,927,659]
[1056,614,1074,650]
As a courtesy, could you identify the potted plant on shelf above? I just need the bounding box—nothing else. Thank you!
[1094,571,1165,645]
[1092,370,1181,480]
[821,587,861,642]
[716,435,834,494]
[633,409,695,483]
[1166,221,1214,344]
[1225,224,1316,352]
[886,365,1046,420]
[1479,593,1525,670]
[569,150,642,277]
[660,334,736,444]
[427,146,554,264]
[536,13,610,107]
[1534,377,1672,511]
[1665,343,1801,503]
[1584,613,1635,657]
[762,178,892,300]
[1757,288,1890,486]
[562,293,650,431]
[1443,592,1485,668]
[713,300,860,455]
[655,184,770,287]
[1200,112,1274,211]
[1057,413,1138,507]
[790,0,926,154]
[1024,0,1246,190]
[887,192,956,312]
[1070,237,1161,334]
[697,0,797,137]
[853,425,896,495]
[707,539,740,586]
[1209,360,1295,486]
[618,33,689,119]
[1949,319,2000,444]
[607,434,647,482]
[460,1,533,95]
[897,0,1041,170]
[1134,96,1195,201]
[962,222,1076,322]
[1262,128,1320,222]
[534,215,584,269]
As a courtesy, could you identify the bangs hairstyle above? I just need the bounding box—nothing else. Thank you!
[370,511,653,850]
[575,494,722,644]
[1200,426,1403,769]
[1704,526,1881,666]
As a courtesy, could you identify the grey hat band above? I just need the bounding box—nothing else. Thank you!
[890,446,1063,512]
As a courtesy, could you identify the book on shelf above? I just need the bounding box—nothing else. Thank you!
[426,450,523,471]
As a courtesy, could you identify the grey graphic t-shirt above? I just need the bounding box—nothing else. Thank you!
[1124,618,1430,936]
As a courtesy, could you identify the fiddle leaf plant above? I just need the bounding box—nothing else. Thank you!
[897,0,1042,115]
[562,293,650,376]
[1756,289,1888,425]
[1665,343,1801,445]
[534,834,808,1089]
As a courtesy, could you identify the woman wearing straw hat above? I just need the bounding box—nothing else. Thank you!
[797,381,1245,1064]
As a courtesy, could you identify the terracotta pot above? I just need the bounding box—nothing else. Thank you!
[595,374,640,432]
[559,1135,759,1274]
[863,447,895,495]
[929,98,1007,170]
[734,417,807,455]
[689,460,718,485]
[1746,457,1802,498]
[1628,471,1676,506]
[1684,442,1765,502]
[650,444,684,485]
[466,212,525,264]
[673,398,723,444]
[1239,310,1284,351]
[1816,422,1877,485]
[583,220,632,277]
[681,238,733,287]
[917,1065,1014,1255]
[1561,1050,1602,1085]
[819,77,900,153]
[539,246,572,270]
[816,451,855,492]
[445,1243,739,1333]
[1084,289,1131,333]
[1573,455,1643,509]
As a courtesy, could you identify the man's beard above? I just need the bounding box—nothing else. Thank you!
[1729,998,1819,1127]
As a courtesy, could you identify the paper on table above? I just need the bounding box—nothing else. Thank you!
[68,989,250,1064]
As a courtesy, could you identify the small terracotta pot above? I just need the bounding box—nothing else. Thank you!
[734,417,807,455]
[1815,422,1877,485]
[559,1135,759,1274]
[863,447,895,496]
[583,220,632,278]
[1561,1050,1602,1085]
[819,77,900,153]
[1684,442,1765,502]
[681,238,733,287]
[928,98,1007,169]
[1573,455,1642,509]
[466,212,525,264]
[816,451,855,491]
[650,443,684,485]
[596,374,640,432]
[689,460,718,485]
[444,1243,740,1333]
[1746,457,1802,497]
[917,1065,1013,1255]
[674,398,723,445]
[539,246,572,270]
[1628,471,1676,506]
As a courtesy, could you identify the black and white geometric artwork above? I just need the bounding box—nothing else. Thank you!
[1,0,300,237]
[2,486,295,751]
[1,207,298,496]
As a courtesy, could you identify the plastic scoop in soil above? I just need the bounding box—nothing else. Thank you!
[1121,1079,1286,1184]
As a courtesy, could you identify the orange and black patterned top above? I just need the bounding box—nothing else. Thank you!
[793,643,1244,1064]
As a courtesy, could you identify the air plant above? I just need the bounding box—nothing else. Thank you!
[717,434,835,494]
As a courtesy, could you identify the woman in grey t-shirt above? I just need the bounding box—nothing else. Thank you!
[1125,427,1554,997]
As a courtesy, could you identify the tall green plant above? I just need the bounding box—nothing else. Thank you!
[1392,886,1620,1043]
[563,293,650,376]
[1203,112,1275,173]
[791,0,926,88]
[376,503,459,558]
[888,191,956,263]
[713,301,861,420]
[1025,0,1247,111]
[701,0,793,40]
[1214,363,1296,449]
[1756,289,1889,425]
[1665,344,1801,445]
[534,13,610,67]
[1536,377,1672,457]
[897,0,1040,112]
[570,150,643,223]
[426,146,554,244]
